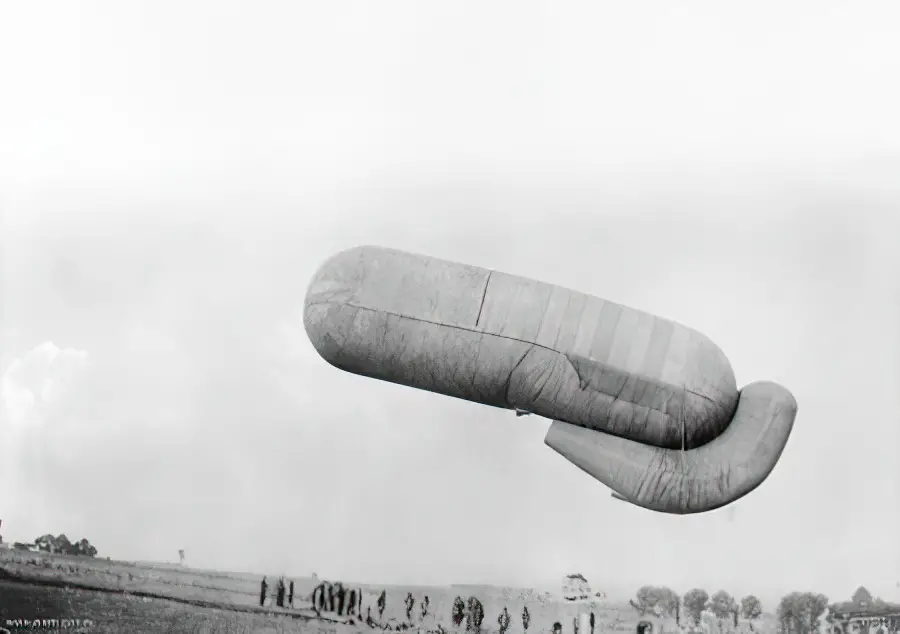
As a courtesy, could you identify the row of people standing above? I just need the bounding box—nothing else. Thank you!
[557,611,599,634]
[260,576,295,608]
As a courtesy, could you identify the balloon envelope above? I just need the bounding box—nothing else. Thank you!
[304,245,797,513]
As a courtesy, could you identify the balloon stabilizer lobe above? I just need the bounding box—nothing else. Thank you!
[546,381,797,514]
[304,246,797,514]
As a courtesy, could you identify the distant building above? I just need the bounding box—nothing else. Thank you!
[829,587,900,634]
[562,574,592,602]
[856,588,874,611]
[12,543,40,552]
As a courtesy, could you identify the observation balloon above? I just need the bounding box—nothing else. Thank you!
[304,245,797,514]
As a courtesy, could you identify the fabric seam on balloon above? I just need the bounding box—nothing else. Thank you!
[474,271,492,328]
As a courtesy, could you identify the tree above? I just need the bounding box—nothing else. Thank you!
[684,589,710,627]
[778,593,801,634]
[55,534,72,554]
[452,597,467,627]
[777,593,829,634]
[377,590,387,619]
[35,534,57,553]
[741,596,763,632]
[802,594,829,634]
[632,586,681,619]
[73,539,98,557]
[632,586,661,615]
[405,592,415,622]
[498,607,511,634]
[466,597,485,633]
[522,606,531,633]
[711,591,738,632]
[660,587,681,622]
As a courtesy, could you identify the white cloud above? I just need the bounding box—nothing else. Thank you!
[0,341,88,429]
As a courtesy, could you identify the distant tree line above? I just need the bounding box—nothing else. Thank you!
[12,533,98,557]
[630,585,761,631]
[630,585,831,634]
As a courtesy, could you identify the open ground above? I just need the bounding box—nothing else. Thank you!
[0,550,777,634]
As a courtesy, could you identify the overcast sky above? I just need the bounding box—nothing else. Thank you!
[1,0,899,610]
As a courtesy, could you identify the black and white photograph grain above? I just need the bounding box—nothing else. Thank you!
[1,2,899,634]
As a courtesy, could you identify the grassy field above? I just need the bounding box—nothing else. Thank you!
[0,579,354,634]
[0,550,774,634]
[0,549,320,611]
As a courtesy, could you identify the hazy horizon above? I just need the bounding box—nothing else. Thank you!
[2,0,898,614]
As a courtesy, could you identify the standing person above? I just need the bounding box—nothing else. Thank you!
[288,580,295,608]
[311,583,324,616]
[590,611,596,634]
[349,588,358,616]
[260,576,268,607]
[498,607,511,634]
[276,577,286,608]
